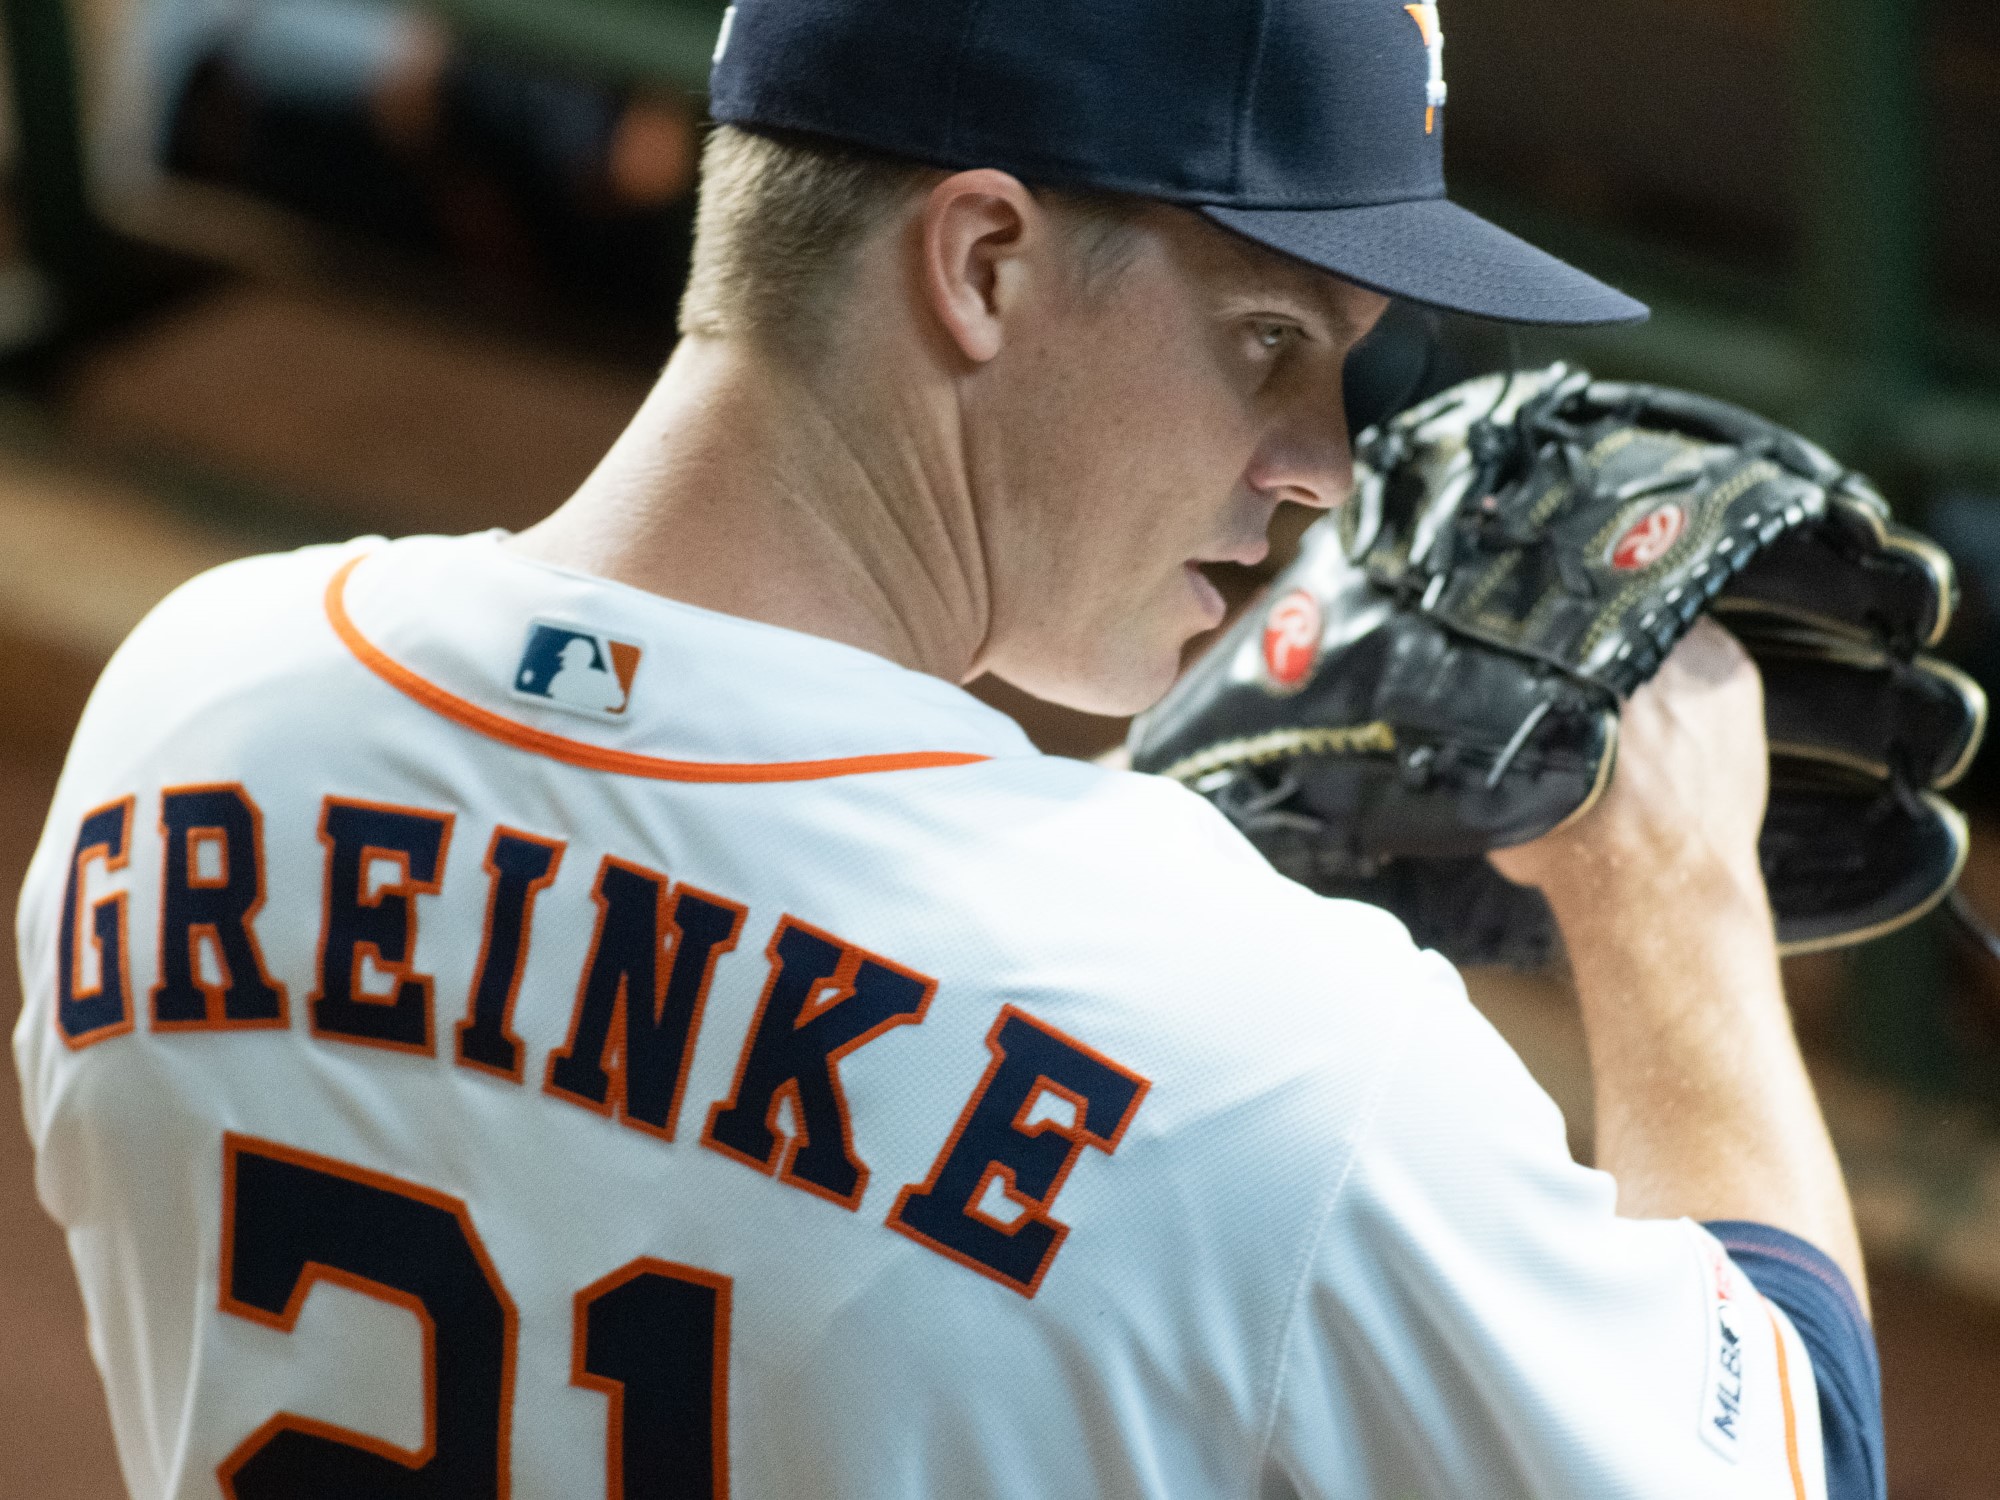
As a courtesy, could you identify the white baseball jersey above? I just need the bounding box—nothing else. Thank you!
[16,532,1825,1499]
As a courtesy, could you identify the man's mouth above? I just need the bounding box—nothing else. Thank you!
[1184,563,1228,627]
[1196,536,1273,570]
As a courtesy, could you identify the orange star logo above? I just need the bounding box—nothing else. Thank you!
[1404,4,1448,135]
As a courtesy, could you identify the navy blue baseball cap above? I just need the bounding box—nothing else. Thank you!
[708,0,1645,327]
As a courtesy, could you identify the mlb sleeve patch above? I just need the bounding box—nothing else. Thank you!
[1704,1222,1885,1500]
[1694,1231,1765,1465]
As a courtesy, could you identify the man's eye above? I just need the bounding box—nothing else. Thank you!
[1253,322,1298,352]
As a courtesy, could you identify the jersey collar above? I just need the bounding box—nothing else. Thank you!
[326,534,1038,782]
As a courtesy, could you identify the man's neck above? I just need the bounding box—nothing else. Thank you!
[508,337,991,684]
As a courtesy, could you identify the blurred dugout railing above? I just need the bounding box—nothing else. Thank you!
[1,0,727,357]
[8,0,2000,484]
[1443,0,2000,489]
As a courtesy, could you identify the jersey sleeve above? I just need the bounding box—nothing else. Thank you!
[1702,1221,1884,1500]
[1261,958,1829,1500]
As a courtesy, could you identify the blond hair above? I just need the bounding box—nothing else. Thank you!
[679,125,1147,362]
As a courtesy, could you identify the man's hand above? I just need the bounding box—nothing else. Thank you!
[1492,618,1769,922]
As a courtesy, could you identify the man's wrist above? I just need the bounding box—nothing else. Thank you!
[1542,847,1774,958]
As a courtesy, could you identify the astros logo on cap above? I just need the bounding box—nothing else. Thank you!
[1403,4,1448,135]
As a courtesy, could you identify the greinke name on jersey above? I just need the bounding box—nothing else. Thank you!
[50,785,1148,1299]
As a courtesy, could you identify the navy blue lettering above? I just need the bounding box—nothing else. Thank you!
[153,786,286,1029]
[889,1007,1149,1296]
[218,1135,514,1498]
[56,798,135,1048]
[456,829,564,1081]
[545,858,745,1138]
[309,799,453,1054]
[575,1260,732,1500]
[703,919,935,1208]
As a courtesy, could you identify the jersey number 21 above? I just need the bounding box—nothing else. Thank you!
[219,1134,726,1498]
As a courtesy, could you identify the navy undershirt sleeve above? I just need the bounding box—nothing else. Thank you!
[1703,1221,1884,1500]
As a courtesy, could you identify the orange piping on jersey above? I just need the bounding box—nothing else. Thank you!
[325,555,992,783]
[1766,1302,1808,1500]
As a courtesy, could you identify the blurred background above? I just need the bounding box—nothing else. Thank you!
[4,0,2000,1493]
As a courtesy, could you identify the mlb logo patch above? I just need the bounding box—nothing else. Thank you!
[512,621,643,721]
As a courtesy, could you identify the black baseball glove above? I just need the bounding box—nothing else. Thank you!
[1129,365,1987,968]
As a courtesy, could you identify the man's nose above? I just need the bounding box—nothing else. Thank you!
[1246,404,1355,511]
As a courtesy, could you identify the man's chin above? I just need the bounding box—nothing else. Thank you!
[993,651,1185,722]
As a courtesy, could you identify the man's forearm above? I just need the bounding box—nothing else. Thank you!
[1551,855,1868,1313]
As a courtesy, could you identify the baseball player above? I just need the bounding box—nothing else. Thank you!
[16,2,1882,1497]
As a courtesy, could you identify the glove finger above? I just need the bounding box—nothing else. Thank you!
[1744,629,1988,791]
[1764,764,1970,955]
[1716,492,1957,650]
[1583,381,1848,489]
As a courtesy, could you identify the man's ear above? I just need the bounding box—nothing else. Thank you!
[919,170,1043,365]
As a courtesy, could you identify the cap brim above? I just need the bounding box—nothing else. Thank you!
[1203,198,1648,327]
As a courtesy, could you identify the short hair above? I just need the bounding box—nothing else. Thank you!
[679,125,1149,362]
